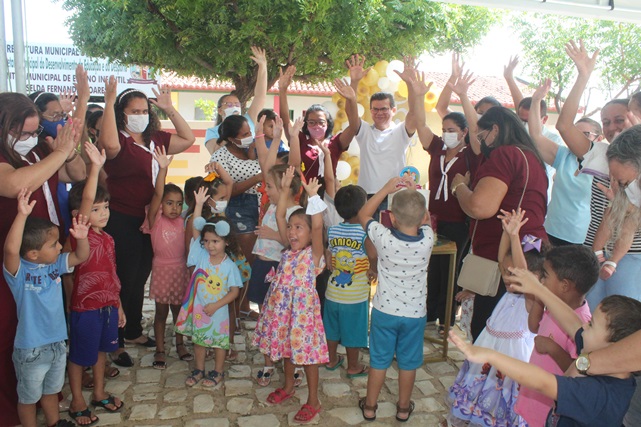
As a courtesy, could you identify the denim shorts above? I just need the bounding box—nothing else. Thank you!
[369,308,426,370]
[69,306,119,366]
[13,341,67,404]
[226,193,259,234]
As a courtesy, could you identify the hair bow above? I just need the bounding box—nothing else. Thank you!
[203,171,219,182]
[521,234,542,253]
[193,216,230,237]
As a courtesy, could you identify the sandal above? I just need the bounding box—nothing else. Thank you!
[152,352,166,370]
[202,370,225,388]
[69,408,99,426]
[176,343,194,361]
[266,387,295,404]
[104,366,120,379]
[359,397,377,422]
[124,336,156,348]
[325,355,344,371]
[256,366,274,387]
[395,400,415,422]
[110,351,133,368]
[90,395,123,413]
[294,367,305,387]
[346,365,369,379]
[293,403,322,423]
[185,369,205,387]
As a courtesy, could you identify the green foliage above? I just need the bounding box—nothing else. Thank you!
[60,0,497,103]
[194,98,217,120]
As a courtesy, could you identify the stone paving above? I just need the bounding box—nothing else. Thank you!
[54,297,466,426]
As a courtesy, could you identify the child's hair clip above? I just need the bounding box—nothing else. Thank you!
[521,234,542,253]
[203,171,219,182]
[194,217,231,237]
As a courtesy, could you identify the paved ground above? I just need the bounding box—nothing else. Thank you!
[53,297,465,426]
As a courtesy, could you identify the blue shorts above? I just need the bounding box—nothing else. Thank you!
[369,308,426,370]
[323,300,369,348]
[248,258,279,304]
[69,307,119,366]
[13,341,67,404]
[226,193,259,234]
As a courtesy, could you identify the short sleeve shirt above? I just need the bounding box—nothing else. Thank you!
[187,238,243,292]
[3,254,72,348]
[326,223,370,304]
[366,220,433,318]
[298,131,346,181]
[210,146,262,195]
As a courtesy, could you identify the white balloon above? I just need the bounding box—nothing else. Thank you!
[388,79,399,93]
[378,77,390,90]
[386,60,404,83]
[357,103,365,117]
[335,160,351,181]
[322,101,339,118]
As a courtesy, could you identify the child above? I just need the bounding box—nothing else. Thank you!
[3,189,90,427]
[324,184,373,378]
[66,142,126,425]
[357,177,433,423]
[257,108,288,153]
[175,188,243,388]
[514,245,597,427]
[146,147,192,369]
[451,265,641,426]
[252,170,329,424]
[447,208,547,427]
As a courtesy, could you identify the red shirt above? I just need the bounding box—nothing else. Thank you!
[104,130,171,218]
[298,131,346,181]
[426,136,480,223]
[70,228,121,311]
[470,145,548,261]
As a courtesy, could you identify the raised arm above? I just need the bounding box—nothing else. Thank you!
[204,161,234,200]
[3,189,35,275]
[448,70,481,155]
[504,55,523,110]
[319,141,335,199]
[67,215,91,267]
[78,141,106,219]
[97,76,121,160]
[436,53,462,118]
[286,117,304,172]
[395,56,419,135]
[334,78,359,149]
[246,47,268,124]
[279,66,296,142]
[255,115,283,174]
[276,166,296,244]
[358,177,405,229]
[406,70,435,150]
[302,177,326,266]
[497,208,529,268]
[529,79,559,165]
[346,54,370,98]
[151,86,195,155]
[147,146,173,229]
[192,187,209,240]
[582,329,641,375]
[71,65,90,135]
[556,40,599,159]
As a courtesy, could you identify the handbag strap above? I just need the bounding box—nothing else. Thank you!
[469,146,530,247]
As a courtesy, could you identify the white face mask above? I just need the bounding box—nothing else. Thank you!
[223,106,241,118]
[442,132,461,149]
[126,114,149,134]
[211,200,228,214]
[235,136,253,148]
[10,135,38,156]
[625,178,641,208]
[477,113,483,120]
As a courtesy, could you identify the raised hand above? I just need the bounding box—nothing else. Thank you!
[204,161,222,174]
[448,70,476,97]
[278,65,296,91]
[250,46,267,68]
[104,76,118,105]
[303,176,321,197]
[272,116,284,142]
[383,176,406,194]
[451,52,464,78]
[532,78,552,101]
[16,188,36,216]
[84,141,106,167]
[334,78,356,101]
[289,116,305,137]
[74,64,90,103]
[46,119,76,157]
[565,39,599,76]
[194,187,210,206]
[319,141,330,156]
[500,208,529,237]
[150,86,174,111]
[506,267,543,295]
[408,70,432,97]
[70,214,90,240]
[394,56,419,83]
[281,166,295,190]
[153,145,173,169]
[59,90,75,114]
[503,55,519,80]
[255,115,266,137]
[345,54,371,82]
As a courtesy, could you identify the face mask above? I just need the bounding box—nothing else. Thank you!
[480,138,495,158]
[308,125,327,140]
[223,106,241,118]
[477,113,483,120]
[442,132,460,149]
[235,136,254,148]
[625,178,641,208]
[41,119,66,138]
[211,200,228,214]
[10,135,38,156]
[126,114,149,134]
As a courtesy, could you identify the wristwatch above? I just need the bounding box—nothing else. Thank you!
[575,352,591,375]
[451,182,466,197]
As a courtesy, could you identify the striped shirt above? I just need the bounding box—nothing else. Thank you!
[326,223,370,304]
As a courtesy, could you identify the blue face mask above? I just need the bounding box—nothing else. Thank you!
[41,119,66,138]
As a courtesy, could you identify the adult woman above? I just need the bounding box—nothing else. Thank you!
[451,106,548,340]
[98,77,195,366]
[0,93,78,427]
[204,47,267,155]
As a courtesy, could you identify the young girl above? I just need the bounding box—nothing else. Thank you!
[252,169,329,423]
[145,147,192,369]
[447,208,546,427]
[175,188,243,387]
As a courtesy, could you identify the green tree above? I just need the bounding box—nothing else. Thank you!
[61,0,498,105]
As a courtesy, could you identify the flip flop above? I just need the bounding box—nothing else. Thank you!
[90,395,124,413]
[125,337,156,348]
[152,352,166,370]
[359,397,377,422]
[395,400,415,422]
[110,352,133,368]
[346,365,369,379]
[104,366,120,379]
[293,403,322,423]
[267,387,295,404]
[69,408,99,426]
[325,355,344,371]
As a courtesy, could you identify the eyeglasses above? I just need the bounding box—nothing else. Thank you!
[17,125,44,141]
[371,107,391,113]
[306,120,327,127]
[42,112,68,122]
[476,130,490,143]
[582,131,599,140]
[222,102,241,108]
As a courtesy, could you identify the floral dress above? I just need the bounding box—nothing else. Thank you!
[252,246,329,365]
[175,239,243,349]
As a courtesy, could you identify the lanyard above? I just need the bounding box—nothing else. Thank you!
[435,146,465,202]
[21,153,60,226]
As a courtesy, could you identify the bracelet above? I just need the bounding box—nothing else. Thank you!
[254,133,265,139]
[65,151,79,163]
[451,182,466,196]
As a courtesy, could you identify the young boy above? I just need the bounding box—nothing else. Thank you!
[451,261,641,427]
[3,189,90,427]
[66,142,125,424]
[257,109,288,153]
[324,184,374,377]
[357,177,433,422]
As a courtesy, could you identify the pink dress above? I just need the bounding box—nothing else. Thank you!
[252,246,329,365]
[149,212,190,305]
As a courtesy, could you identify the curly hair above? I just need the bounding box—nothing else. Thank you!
[200,216,243,258]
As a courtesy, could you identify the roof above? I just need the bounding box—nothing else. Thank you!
[158,70,536,109]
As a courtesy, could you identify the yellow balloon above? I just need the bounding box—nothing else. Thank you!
[362,68,379,86]
[357,93,369,105]
[357,83,370,97]
[362,108,373,123]
[336,98,346,109]
[335,109,347,122]
[346,156,360,168]
[333,119,344,133]
[339,151,350,161]
[374,60,389,77]
[394,110,407,121]
[424,100,437,112]
[397,81,408,98]
[332,92,344,104]
[349,166,360,180]
[369,84,379,96]
[341,178,355,186]
[425,91,437,103]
